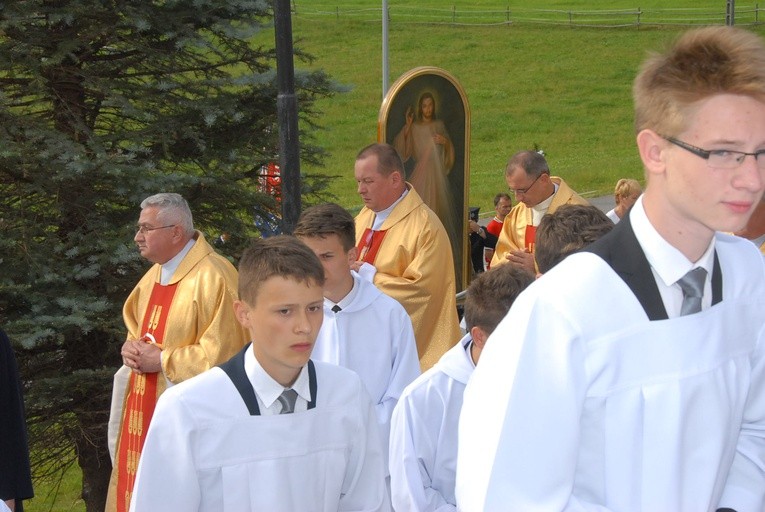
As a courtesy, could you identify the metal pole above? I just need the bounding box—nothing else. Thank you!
[273,0,301,233]
[382,0,389,99]
[727,0,735,25]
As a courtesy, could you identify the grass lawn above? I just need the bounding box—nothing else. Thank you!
[288,1,765,214]
[25,461,84,512]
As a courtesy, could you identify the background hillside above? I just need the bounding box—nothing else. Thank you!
[285,1,765,214]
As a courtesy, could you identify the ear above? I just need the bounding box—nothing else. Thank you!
[470,326,490,349]
[233,300,250,327]
[347,246,358,265]
[636,129,666,178]
[171,224,184,240]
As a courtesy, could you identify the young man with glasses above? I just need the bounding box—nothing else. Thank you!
[106,193,248,512]
[458,26,765,511]
[490,150,588,273]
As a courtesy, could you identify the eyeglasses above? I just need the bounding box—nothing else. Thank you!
[663,136,765,170]
[509,172,546,196]
[136,224,175,234]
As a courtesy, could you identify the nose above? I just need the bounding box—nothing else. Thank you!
[134,230,143,242]
[294,310,312,335]
[733,155,765,192]
[357,182,365,194]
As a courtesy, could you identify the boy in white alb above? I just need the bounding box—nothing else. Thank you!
[389,264,534,511]
[130,236,390,511]
[295,203,421,464]
[457,27,765,512]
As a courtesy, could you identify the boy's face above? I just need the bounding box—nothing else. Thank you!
[655,93,765,237]
[234,276,324,387]
[298,234,355,298]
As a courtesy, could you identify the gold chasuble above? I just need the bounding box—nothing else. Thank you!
[355,185,461,371]
[106,233,248,512]
[491,176,589,268]
[115,282,176,511]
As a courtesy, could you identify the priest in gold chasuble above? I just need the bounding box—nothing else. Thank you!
[490,151,589,274]
[105,193,248,512]
[353,144,461,372]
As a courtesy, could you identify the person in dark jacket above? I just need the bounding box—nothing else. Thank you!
[0,328,34,511]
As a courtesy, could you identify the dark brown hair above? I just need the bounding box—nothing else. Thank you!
[356,143,405,177]
[293,203,356,252]
[238,235,325,304]
[535,204,613,274]
[464,264,534,334]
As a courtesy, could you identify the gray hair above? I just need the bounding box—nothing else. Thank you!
[506,150,550,179]
[140,193,194,235]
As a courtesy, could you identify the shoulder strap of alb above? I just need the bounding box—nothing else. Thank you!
[219,343,261,416]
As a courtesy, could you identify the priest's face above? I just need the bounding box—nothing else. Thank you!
[298,234,356,303]
[505,167,551,208]
[355,155,404,212]
[234,276,324,387]
[134,206,182,264]
[644,93,765,241]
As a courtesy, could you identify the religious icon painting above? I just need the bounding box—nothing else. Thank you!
[379,67,471,291]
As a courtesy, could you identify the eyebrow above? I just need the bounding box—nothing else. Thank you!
[705,138,746,147]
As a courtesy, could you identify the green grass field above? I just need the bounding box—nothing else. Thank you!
[25,3,764,510]
[291,1,765,214]
[26,461,84,512]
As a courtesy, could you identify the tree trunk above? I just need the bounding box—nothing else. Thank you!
[76,429,111,512]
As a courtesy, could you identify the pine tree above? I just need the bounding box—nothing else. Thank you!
[0,1,337,509]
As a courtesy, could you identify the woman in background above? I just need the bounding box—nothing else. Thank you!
[606,178,642,223]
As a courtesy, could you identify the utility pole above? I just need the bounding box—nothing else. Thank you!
[726,0,735,25]
[273,0,301,233]
[382,0,389,99]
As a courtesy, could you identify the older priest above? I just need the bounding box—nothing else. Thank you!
[353,143,461,371]
[106,193,248,512]
[491,150,588,273]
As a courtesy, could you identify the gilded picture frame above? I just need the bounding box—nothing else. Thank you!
[378,66,471,291]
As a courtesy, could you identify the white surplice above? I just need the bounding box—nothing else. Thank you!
[129,357,390,511]
[456,233,765,512]
[389,334,474,512]
[313,272,421,464]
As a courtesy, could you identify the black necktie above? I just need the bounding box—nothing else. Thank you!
[331,305,341,313]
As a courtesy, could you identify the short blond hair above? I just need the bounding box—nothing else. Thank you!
[614,178,642,201]
[634,26,765,137]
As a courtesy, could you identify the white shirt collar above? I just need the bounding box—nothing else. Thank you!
[244,344,311,408]
[159,238,195,285]
[531,182,558,226]
[630,196,715,288]
[630,196,714,317]
[326,272,360,312]
[372,188,409,230]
